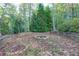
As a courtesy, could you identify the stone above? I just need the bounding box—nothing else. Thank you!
[34,35,49,40]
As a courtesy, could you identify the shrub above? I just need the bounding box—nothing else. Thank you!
[57,20,71,32]
[69,18,79,32]
[57,18,79,32]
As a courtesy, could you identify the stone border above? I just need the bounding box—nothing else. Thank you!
[34,35,49,40]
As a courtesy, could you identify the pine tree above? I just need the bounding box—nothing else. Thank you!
[44,6,52,31]
[30,4,52,32]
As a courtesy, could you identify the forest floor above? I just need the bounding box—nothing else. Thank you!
[0,32,79,56]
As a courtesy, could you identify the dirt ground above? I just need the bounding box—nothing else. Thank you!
[0,32,79,56]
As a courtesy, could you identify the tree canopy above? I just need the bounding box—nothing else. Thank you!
[0,3,79,35]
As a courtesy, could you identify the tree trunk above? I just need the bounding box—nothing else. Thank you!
[52,4,56,32]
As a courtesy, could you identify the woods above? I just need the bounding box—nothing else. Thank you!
[1,3,79,56]
[0,3,79,35]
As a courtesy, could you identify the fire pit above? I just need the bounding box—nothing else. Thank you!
[34,35,49,40]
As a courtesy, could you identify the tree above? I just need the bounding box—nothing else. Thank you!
[0,3,17,34]
[30,4,52,32]
[51,4,57,32]
[30,11,37,32]
[19,3,32,32]
[44,6,52,31]
[0,5,4,34]
[31,4,46,32]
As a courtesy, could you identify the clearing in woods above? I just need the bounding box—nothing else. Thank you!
[0,32,79,56]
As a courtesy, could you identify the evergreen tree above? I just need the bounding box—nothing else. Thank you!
[44,6,52,31]
[30,4,52,32]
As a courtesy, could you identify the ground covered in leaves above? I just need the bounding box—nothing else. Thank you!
[0,32,79,56]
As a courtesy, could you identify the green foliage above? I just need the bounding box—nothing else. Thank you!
[69,18,79,32]
[1,3,79,34]
[0,3,31,34]
[44,6,52,31]
[30,12,37,32]
[1,15,10,35]
[57,20,71,32]
[35,4,47,32]
[57,18,79,32]
[13,18,25,34]
[30,4,52,32]
[0,3,17,34]
[19,3,31,32]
